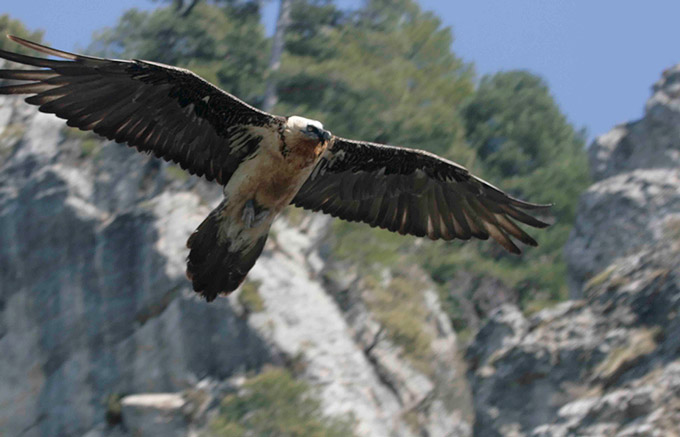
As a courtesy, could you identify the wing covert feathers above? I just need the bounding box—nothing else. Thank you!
[293,137,551,254]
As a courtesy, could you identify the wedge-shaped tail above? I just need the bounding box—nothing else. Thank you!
[186,201,268,301]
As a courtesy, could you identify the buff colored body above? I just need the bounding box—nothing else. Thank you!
[218,116,330,249]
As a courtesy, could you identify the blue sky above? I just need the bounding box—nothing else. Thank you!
[4,1,680,142]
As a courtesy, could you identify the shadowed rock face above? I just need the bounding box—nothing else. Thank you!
[467,64,680,436]
[0,92,471,437]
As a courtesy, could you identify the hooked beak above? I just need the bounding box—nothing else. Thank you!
[321,130,332,142]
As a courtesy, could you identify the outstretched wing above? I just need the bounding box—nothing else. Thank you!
[292,137,551,254]
[0,36,282,185]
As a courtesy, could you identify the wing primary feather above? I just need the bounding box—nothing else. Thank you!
[362,196,384,225]
[113,117,144,142]
[457,196,489,239]
[54,87,136,123]
[340,173,357,200]
[356,199,376,223]
[443,190,473,238]
[43,74,103,86]
[426,189,443,240]
[377,196,398,232]
[471,175,552,211]
[0,48,69,68]
[0,82,57,94]
[432,184,460,239]
[477,196,505,214]
[0,69,57,80]
[7,35,83,60]
[133,120,157,146]
[483,221,521,254]
[398,194,417,236]
[398,194,415,235]
[90,105,138,139]
[499,204,550,228]
[409,195,430,238]
[494,213,538,247]
[50,88,129,120]
[467,197,523,253]
[25,79,117,104]
[507,197,553,210]
[467,196,501,227]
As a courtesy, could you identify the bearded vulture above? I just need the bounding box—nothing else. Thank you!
[0,36,550,301]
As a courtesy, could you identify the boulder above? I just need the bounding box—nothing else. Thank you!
[120,394,187,437]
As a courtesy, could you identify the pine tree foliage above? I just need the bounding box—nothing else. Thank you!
[90,1,268,105]
[279,0,474,155]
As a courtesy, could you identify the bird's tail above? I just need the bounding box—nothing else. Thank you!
[186,201,267,302]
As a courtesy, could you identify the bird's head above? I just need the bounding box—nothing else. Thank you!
[286,116,332,144]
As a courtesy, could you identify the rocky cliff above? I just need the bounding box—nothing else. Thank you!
[467,64,680,436]
[0,85,471,436]
[566,64,680,295]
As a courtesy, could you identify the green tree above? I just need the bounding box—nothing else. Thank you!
[420,71,589,321]
[279,0,473,154]
[465,71,589,296]
[90,1,268,105]
[464,71,588,221]
[280,3,588,314]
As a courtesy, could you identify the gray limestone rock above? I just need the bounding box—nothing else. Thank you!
[565,168,680,292]
[468,247,680,436]
[567,64,680,294]
[120,394,188,437]
[588,64,680,182]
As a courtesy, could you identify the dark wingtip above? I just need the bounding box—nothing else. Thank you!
[505,243,522,255]
[525,237,539,247]
[7,35,38,49]
[6,35,89,61]
[510,199,554,211]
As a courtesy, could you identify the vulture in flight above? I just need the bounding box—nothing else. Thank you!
[0,36,550,301]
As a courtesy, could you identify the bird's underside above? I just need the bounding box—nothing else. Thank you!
[0,36,551,301]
